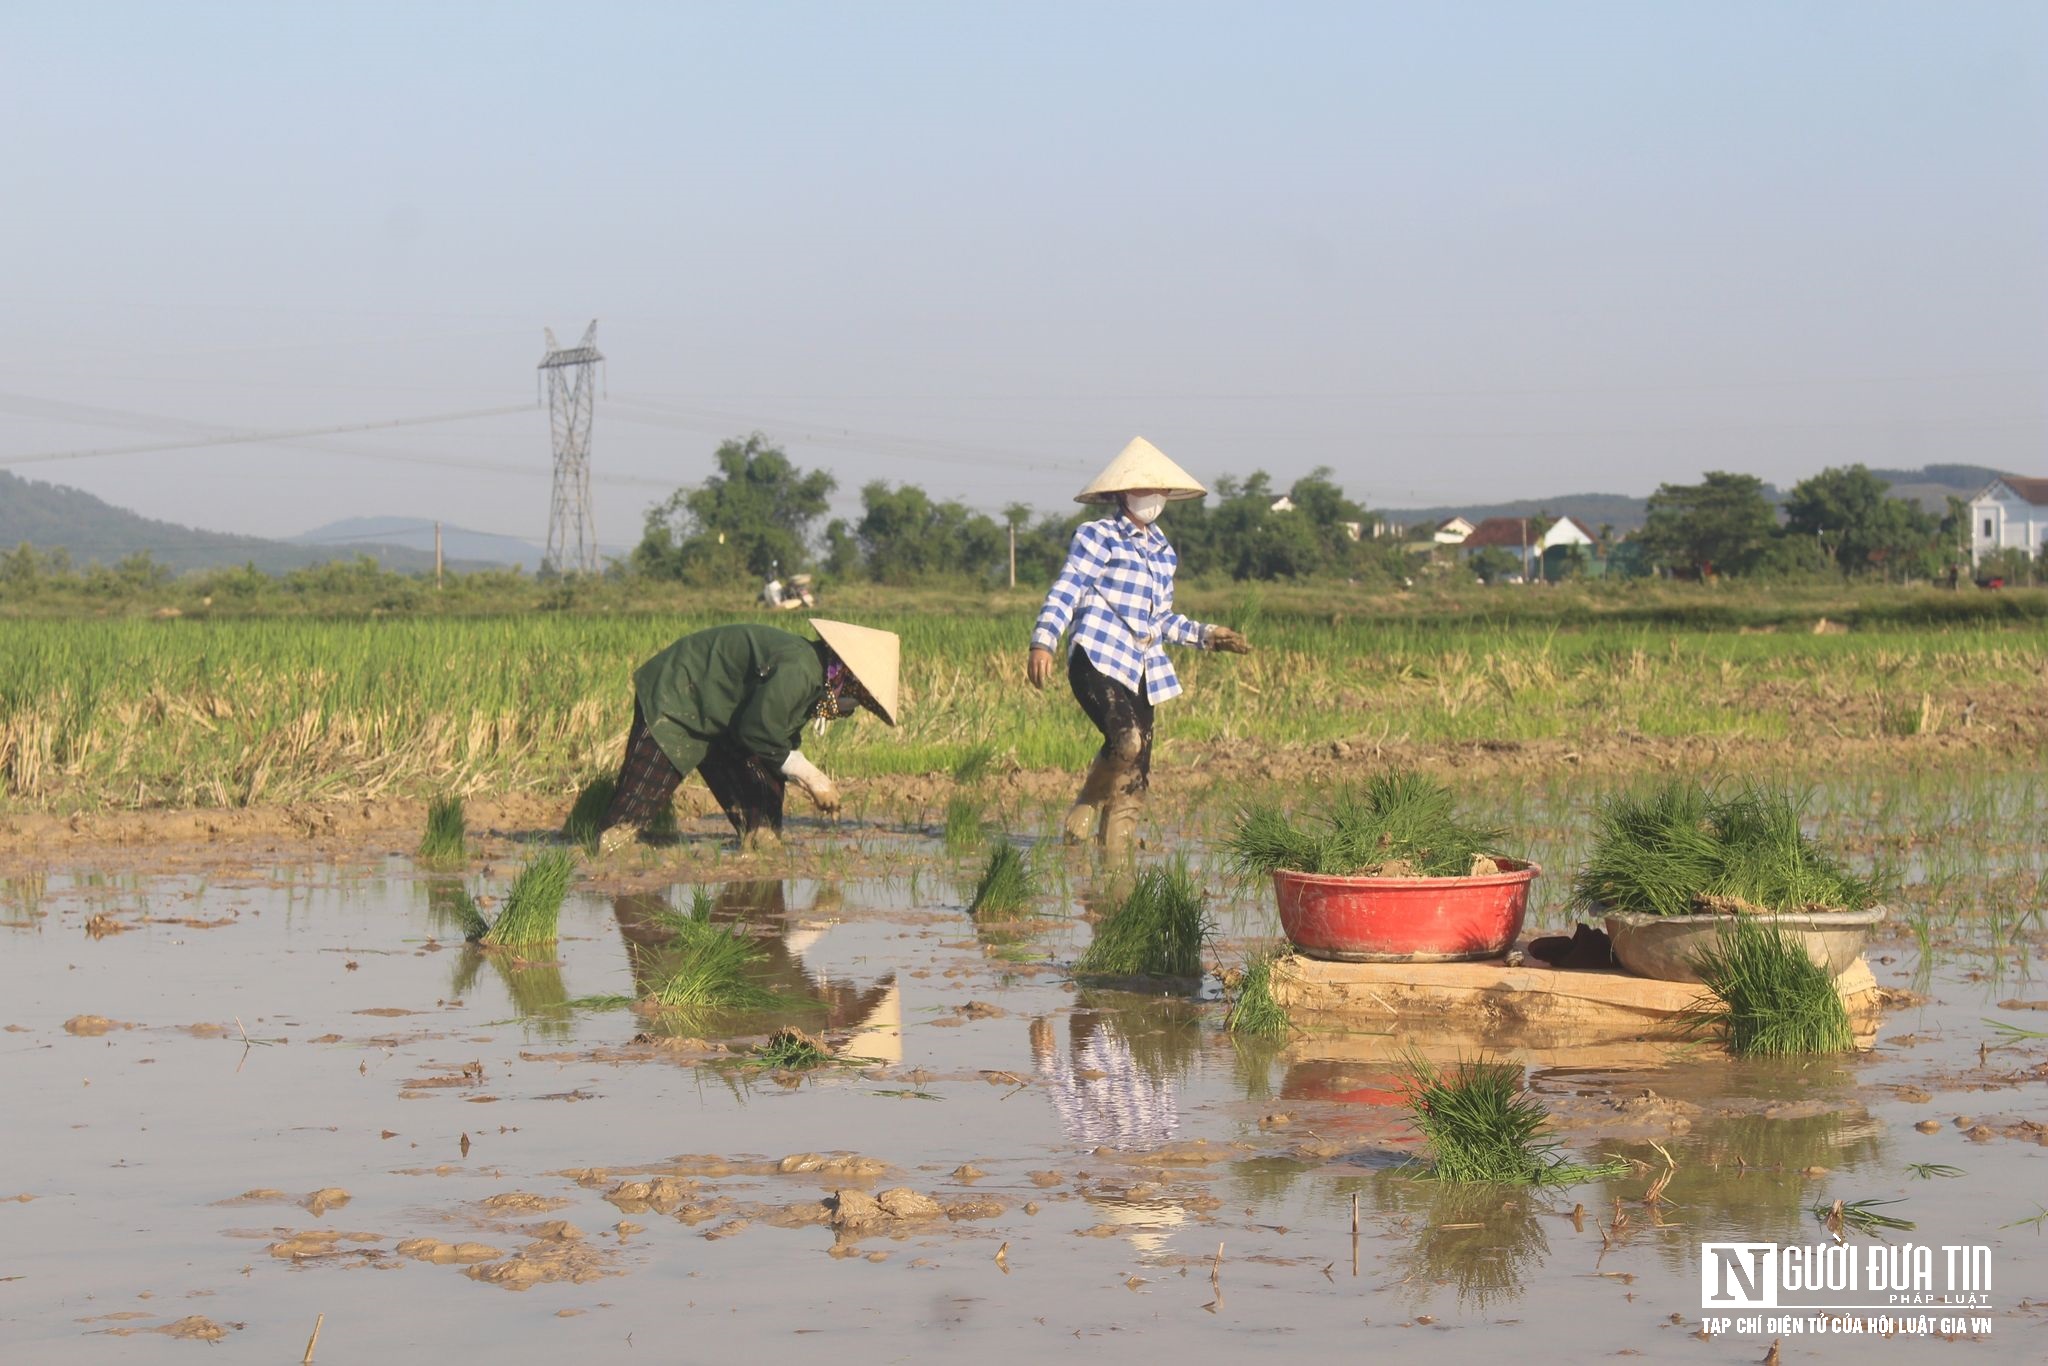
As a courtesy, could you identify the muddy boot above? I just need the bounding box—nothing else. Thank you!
[1061,754,1120,844]
[739,826,783,857]
[598,826,636,857]
[1100,790,1144,856]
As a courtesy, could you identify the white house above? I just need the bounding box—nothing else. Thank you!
[1537,516,1597,553]
[1433,516,1475,545]
[1968,476,2048,566]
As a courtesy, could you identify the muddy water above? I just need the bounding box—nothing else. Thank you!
[2,858,2044,1363]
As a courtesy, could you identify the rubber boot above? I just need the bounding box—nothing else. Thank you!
[1100,789,1144,857]
[1061,754,1121,844]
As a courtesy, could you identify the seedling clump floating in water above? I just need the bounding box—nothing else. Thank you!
[967,841,1033,920]
[1399,1053,1625,1186]
[479,848,576,948]
[1223,951,1291,1039]
[1224,771,1511,878]
[1077,861,1210,978]
[638,897,781,1014]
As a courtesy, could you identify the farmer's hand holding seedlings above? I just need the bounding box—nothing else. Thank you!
[1025,437,1252,854]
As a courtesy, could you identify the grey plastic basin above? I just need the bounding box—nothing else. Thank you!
[1602,907,1886,984]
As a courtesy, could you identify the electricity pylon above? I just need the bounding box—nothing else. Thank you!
[538,320,603,575]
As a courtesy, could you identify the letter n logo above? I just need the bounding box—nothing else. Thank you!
[1702,1243,1777,1308]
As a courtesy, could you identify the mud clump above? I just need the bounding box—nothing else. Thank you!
[463,1221,615,1290]
[266,1229,383,1261]
[776,1152,889,1180]
[605,1176,698,1214]
[831,1187,942,1230]
[63,1014,132,1036]
[396,1238,502,1265]
[302,1187,351,1215]
[480,1192,568,1214]
[155,1316,231,1341]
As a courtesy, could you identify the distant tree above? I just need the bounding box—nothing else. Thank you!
[1639,472,1778,578]
[1781,464,1938,579]
[633,434,836,583]
[853,481,1005,584]
[1470,546,1522,584]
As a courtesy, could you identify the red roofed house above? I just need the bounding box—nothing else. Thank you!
[1969,476,2048,567]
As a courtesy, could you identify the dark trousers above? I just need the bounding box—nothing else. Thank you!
[599,706,788,837]
[1067,648,1153,795]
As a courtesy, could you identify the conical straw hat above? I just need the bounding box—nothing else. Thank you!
[1073,436,1208,505]
[810,619,901,726]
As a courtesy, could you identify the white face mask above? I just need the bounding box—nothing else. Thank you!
[1124,493,1167,524]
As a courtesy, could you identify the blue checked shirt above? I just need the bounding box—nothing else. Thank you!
[1032,515,1209,704]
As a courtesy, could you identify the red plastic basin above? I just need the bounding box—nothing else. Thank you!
[1273,859,1540,963]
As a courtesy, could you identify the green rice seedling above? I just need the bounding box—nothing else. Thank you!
[417,794,467,866]
[1688,917,1854,1056]
[649,883,718,934]
[967,840,1033,919]
[561,772,617,854]
[951,743,997,785]
[1224,771,1509,878]
[1076,861,1210,978]
[638,916,780,1013]
[1812,1197,1915,1237]
[1398,1053,1626,1186]
[943,794,987,854]
[1572,780,1874,915]
[1223,950,1292,1039]
[1905,1163,1963,1180]
[750,1026,836,1069]
[480,848,577,948]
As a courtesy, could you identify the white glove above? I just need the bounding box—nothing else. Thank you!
[780,749,840,814]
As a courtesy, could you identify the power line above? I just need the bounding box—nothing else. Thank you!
[0,403,535,467]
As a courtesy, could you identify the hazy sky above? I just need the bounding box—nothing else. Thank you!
[3,2,2043,550]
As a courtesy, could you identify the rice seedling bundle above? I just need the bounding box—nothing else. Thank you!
[1224,770,1509,878]
[1399,1054,1622,1186]
[1223,951,1291,1038]
[639,912,781,1013]
[942,795,986,853]
[416,794,467,866]
[1076,861,1210,978]
[750,1027,835,1069]
[1574,780,1875,916]
[1688,917,1855,1056]
[480,847,576,947]
[562,773,617,854]
[967,841,1032,919]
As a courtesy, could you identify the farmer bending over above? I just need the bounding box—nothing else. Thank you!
[593,619,899,855]
[1027,437,1250,853]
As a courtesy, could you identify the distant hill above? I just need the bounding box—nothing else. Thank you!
[1381,463,2006,534]
[0,468,479,575]
[292,517,546,571]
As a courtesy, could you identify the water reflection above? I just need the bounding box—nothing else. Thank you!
[449,945,575,1041]
[615,881,900,1060]
[1029,1011,1181,1150]
[1373,1179,1551,1310]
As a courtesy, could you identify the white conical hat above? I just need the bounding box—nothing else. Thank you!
[809,619,901,726]
[1073,436,1208,505]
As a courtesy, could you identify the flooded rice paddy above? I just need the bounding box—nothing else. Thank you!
[3,780,2047,1363]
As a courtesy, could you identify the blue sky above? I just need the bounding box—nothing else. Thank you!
[2,2,2043,546]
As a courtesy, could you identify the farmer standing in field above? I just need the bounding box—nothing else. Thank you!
[592,619,899,854]
[1027,437,1250,853]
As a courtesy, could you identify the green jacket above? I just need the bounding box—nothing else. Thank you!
[631,624,828,772]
